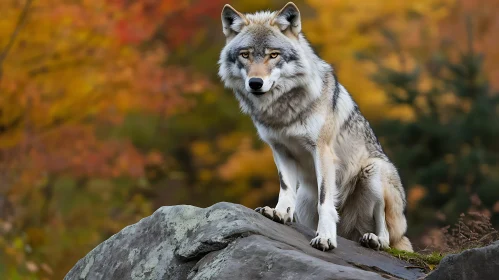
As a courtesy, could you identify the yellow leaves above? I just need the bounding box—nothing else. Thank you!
[216,136,276,202]
[0,0,222,278]
[304,0,456,120]
[218,137,275,181]
[0,0,202,183]
[1,0,187,144]
[191,141,217,166]
[12,237,24,251]
[199,169,213,182]
[440,93,459,108]
[216,132,248,152]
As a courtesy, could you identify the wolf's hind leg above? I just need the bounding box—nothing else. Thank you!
[359,160,390,250]
[359,199,390,250]
[256,144,298,224]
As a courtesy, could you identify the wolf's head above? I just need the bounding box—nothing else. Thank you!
[218,2,327,113]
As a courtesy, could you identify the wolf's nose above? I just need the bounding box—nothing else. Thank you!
[249,78,264,90]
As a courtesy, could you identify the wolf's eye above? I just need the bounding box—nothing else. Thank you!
[269,53,279,59]
[240,52,249,59]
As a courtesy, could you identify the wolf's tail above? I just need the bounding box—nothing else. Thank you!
[391,236,413,251]
[384,184,414,252]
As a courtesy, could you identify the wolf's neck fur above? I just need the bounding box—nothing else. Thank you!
[246,35,337,130]
[297,35,333,100]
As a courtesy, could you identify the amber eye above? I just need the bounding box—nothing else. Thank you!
[269,52,279,59]
[240,52,249,59]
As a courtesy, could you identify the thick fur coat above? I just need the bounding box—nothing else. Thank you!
[218,2,413,252]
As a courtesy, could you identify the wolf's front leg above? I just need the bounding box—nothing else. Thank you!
[255,144,298,224]
[309,144,339,251]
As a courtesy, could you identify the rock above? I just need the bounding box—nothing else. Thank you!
[425,241,499,280]
[65,202,426,280]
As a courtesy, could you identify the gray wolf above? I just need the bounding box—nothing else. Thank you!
[218,2,413,252]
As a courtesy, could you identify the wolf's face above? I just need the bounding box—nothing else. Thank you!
[219,3,309,107]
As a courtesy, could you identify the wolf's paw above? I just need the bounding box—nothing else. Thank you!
[359,233,388,250]
[310,233,337,251]
[255,206,292,224]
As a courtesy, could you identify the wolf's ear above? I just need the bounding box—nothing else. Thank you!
[271,2,301,37]
[221,4,248,39]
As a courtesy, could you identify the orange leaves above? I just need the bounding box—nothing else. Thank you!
[26,125,146,178]
[408,185,427,210]
[0,0,224,278]
[439,0,499,89]
[111,46,209,116]
[0,0,213,180]
[145,150,164,165]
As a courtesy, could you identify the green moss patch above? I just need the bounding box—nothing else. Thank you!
[384,248,446,272]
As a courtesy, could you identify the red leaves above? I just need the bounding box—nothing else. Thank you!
[27,125,146,178]
[110,0,224,46]
[0,0,216,277]
[1,0,215,182]
[163,0,225,48]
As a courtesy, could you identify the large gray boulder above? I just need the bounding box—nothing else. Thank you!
[426,241,499,280]
[65,202,425,280]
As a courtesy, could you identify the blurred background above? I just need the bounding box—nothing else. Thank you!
[1,0,498,278]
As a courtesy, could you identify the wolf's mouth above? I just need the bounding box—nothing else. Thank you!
[250,81,275,96]
[251,91,266,96]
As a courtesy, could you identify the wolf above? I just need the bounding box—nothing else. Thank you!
[218,2,413,252]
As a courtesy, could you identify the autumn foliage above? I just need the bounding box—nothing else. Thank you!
[0,0,498,278]
[0,0,218,277]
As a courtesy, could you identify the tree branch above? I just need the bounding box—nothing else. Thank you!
[0,0,34,82]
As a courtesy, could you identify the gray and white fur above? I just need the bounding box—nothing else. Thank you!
[218,2,413,252]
